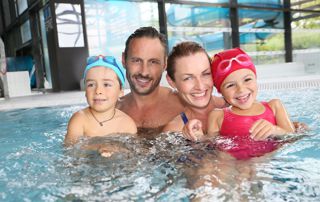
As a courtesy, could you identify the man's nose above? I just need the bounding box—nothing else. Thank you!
[140,61,150,76]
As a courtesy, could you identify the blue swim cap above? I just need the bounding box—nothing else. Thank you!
[83,55,125,87]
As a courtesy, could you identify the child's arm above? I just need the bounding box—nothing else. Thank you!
[64,111,85,147]
[206,109,223,138]
[250,99,295,140]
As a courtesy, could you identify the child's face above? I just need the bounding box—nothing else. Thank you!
[85,66,123,112]
[220,69,257,110]
[168,52,213,108]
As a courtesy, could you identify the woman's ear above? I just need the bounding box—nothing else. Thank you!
[166,74,176,89]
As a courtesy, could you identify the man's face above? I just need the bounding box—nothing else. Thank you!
[123,37,166,95]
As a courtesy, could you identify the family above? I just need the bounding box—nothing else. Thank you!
[64,26,300,160]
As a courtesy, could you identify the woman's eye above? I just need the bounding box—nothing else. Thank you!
[183,76,192,81]
[244,78,253,82]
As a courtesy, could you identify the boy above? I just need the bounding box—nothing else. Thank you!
[64,55,137,147]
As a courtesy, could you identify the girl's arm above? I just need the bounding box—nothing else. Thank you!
[270,99,295,133]
[250,99,295,140]
[206,109,223,138]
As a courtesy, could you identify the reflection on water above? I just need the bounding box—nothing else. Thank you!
[0,88,319,201]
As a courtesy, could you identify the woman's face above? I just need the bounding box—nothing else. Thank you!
[168,52,213,109]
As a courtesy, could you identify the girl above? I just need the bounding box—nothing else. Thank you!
[184,48,295,160]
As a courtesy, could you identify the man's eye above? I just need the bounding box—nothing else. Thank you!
[150,60,160,65]
[131,58,140,63]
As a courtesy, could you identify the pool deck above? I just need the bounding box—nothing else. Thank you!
[0,91,87,111]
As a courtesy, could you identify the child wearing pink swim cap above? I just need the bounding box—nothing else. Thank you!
[183,48,295,160]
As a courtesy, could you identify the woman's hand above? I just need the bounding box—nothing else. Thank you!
[182,119,204,142]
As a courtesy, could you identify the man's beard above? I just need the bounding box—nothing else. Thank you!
[127,73,162,96]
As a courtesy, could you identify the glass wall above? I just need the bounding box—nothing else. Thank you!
[84,0,159,59]
[291,0,320,11]
[238,0,283,8]
[165,4,232,56]
[20,20,31,44]
[292,12,320,74]
[17,0,28,15]
[238,9,285,64]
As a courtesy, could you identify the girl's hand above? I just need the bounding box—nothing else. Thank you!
[182,119,204,142]
[250,119,277,140]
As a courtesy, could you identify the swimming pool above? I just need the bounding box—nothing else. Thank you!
[0,88,319,201]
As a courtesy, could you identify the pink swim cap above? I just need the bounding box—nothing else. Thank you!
[211,48,256,93]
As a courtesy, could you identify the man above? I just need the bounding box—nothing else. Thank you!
[117,27,184,135]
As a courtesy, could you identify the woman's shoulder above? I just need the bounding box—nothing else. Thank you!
[162,114,184,132]
[208,108,224,120]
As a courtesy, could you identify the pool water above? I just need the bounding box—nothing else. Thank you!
[0,88,319,201]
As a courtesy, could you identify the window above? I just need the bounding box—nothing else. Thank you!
[292,12,320,74]
[238,9,285,64]
[84,0,159,58]
[166,4,231,56]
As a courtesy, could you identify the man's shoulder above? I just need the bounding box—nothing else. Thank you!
[117,93,132,110]
[159,86,179,100]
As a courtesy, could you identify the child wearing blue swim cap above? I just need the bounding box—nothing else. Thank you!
[65,55,137,153]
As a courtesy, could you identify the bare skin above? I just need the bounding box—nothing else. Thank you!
[65,67,137,147]
[117,86,184,134]
[117,36,184,135]
[162,51,226,133]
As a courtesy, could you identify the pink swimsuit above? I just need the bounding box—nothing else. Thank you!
[217,102,279,160]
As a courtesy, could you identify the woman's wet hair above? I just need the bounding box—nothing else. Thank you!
[167,41,211,81]
[124,27,167,60]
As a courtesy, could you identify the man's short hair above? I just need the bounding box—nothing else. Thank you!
[124,27,167,59]
[167,41,210,81]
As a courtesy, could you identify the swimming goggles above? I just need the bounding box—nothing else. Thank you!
[216,53,253,76]
[83,55,125,87]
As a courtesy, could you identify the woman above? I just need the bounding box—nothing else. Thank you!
[162,41,226,133]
